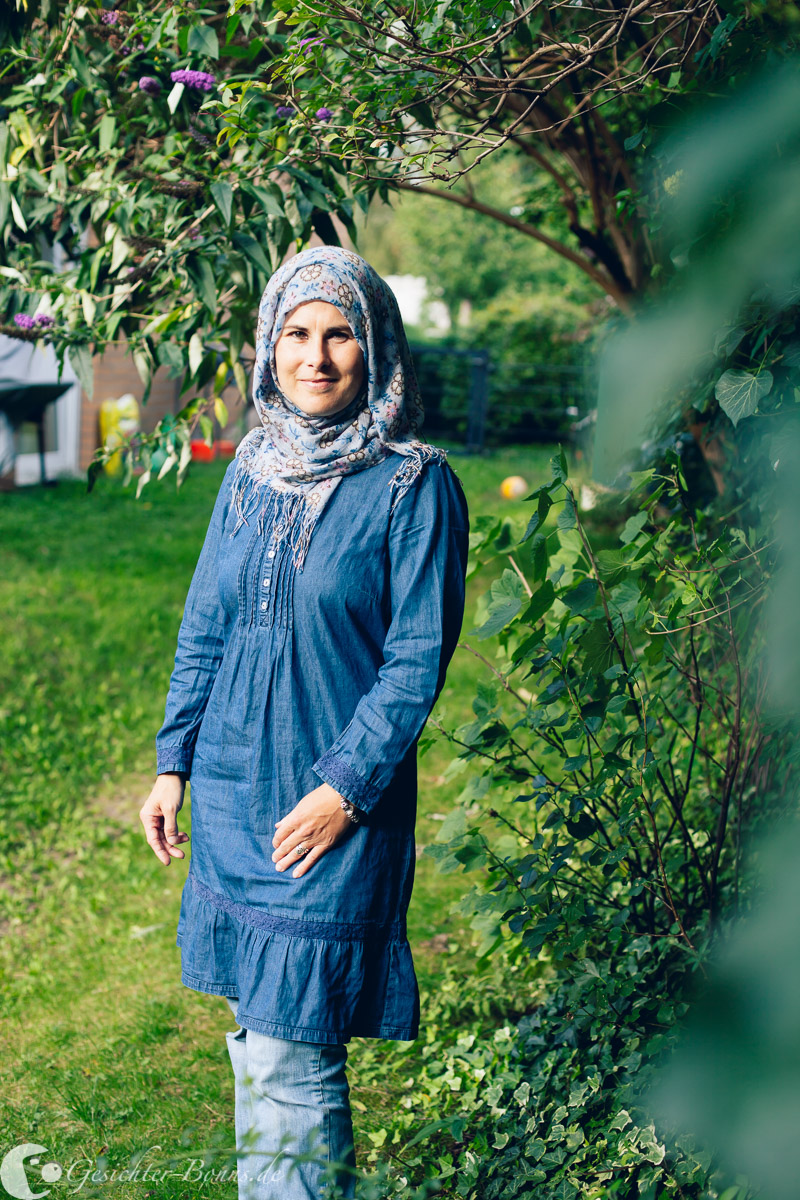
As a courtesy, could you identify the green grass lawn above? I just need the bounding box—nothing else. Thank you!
[0,443,571,1195]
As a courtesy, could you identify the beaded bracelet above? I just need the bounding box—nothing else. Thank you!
[340,797,362,825]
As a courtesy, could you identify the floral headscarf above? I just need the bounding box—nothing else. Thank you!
[231,245,447,567]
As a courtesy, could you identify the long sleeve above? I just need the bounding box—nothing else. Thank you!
[311,460,469,815]
[155,462,235,775]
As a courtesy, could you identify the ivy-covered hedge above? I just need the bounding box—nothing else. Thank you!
[333,400,793,1196]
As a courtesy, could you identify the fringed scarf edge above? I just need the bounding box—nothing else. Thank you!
[230,442,448,570]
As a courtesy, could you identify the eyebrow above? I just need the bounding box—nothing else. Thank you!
[283,321,354,335]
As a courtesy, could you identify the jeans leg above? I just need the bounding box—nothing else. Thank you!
[225,997,356,1200]
[224,997,258,1179]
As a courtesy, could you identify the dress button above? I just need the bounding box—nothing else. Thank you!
[268,549,276,557]
[260,600,267,611]
[263,578,271,587]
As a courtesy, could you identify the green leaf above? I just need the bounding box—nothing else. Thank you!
[211,180,233,226]
[157,341,186,375]
[530,532,549,582]
[620,510,648,544]
[473,571,524,639]
[167,82,184,114]
[715,368,773,426]
[580,621,617,674]
[563,578,597,615]
[232,231,273,275]
[243,181,287,218]
[186,254,218,314]
[135,468,151,499]
[556,495,576,530]
[233,360,248,401]
[550,447,568,483]
[98,113,116,154]
[523,580,555,626]
[133,346,152,390]
[10,195,27,232]
[69,343,94,400]
[521,489,553,542]
[566,812,595,838]
[187,23,219,58]
[189,332,204,378]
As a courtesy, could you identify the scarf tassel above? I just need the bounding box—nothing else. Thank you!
[230,441,447,570]
[230,457,319,570]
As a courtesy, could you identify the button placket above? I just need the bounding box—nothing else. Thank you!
[258,538,276,626]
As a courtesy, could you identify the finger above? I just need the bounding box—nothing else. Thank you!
[163,811,189,853]
[141,813,186,864]
[272,822,296,851]
[271,827,307,866]
[273,834,316,872]
[292,844,326,878]
[141,815,172,866]
[274,844,313,872]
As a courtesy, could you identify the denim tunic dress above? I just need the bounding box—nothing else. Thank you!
[155,452,469,1044]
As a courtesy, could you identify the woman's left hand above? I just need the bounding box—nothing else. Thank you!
[272,783,355,877]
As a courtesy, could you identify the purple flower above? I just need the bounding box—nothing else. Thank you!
[275,105,295,119]
[297,36,326,55]
[315,107,333,122]
[138,76,162,95]
[188,124,213,147]
[171,68,217,92]
[13,314,53,330]
[101,10,119,23]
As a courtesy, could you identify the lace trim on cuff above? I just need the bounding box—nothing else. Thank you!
[312,751,382,813]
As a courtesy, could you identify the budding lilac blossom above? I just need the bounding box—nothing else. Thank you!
[101,10,119,24]
[315,107,333,122]
[139,76,162,95]
[276,105,295,119]
[34,315,54,328]
[171,68,217,92]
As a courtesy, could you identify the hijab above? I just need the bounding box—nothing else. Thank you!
[230,245,447,568]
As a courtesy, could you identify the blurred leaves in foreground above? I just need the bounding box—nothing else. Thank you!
[587,52,800,1200]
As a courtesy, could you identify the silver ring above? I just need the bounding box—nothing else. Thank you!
[294,843,310,857]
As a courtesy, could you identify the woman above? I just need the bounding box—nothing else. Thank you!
[139,245,470,1200]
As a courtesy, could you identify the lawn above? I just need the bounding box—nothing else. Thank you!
[0,443,572,1195]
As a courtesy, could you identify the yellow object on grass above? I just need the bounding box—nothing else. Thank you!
[500,475,529,500]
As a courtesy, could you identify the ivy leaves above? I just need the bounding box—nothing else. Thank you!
[715,367,773,426]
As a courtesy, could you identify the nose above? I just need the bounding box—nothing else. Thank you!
[305,333,331,369]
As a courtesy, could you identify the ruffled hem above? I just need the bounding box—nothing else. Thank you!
[175,873,420,1044]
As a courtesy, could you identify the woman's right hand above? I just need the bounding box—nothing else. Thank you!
[139,773,190,865]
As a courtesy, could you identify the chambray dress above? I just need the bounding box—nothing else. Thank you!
[155,452,469,1044]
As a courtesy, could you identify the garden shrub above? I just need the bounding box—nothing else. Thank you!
[341,415,793,1197]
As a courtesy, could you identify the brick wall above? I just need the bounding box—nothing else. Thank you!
[78,340,253,471]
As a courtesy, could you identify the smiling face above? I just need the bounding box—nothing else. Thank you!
[273,300,365,417]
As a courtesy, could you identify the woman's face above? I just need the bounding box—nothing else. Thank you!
[274,300,365,417]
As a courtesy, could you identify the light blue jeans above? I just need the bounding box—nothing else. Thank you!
[224,997,357,1200]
